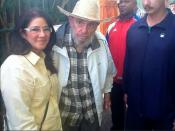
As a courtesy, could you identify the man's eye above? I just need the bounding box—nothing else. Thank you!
[76,20,83,24]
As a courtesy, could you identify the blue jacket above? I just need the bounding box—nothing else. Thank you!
[124,10,175,120]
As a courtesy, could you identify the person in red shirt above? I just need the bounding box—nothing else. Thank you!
[106,0,137,130]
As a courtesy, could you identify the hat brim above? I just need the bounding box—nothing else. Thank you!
[57,5,113,23]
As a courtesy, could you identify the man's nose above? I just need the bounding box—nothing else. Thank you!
[81,24,88,33]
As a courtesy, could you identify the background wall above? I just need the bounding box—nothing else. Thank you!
[137,0,143,9]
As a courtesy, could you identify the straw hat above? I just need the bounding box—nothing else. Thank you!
[57,0,111,23]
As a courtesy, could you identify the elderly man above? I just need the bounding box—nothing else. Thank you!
[52,0,116,131]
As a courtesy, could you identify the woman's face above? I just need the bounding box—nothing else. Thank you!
[22,17,52,54]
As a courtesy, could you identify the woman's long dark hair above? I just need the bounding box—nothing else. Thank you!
[9,8,57,74]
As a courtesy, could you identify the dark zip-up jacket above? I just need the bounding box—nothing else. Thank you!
[124,10,175,120]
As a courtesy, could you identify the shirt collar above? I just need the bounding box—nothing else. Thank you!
[118,17,136,23]
[88,35,100,50]
[24,51,45,65]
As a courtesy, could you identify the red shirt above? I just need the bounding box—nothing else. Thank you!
[107,18,136,82]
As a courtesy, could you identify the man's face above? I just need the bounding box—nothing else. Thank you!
[118,0,136,17]
[69,17,99,44]
[142,0,166,15]
[169,3,175,14]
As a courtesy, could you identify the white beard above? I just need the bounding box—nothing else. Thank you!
[70,29,95,49]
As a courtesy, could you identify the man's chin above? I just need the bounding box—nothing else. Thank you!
[77,38,88,44]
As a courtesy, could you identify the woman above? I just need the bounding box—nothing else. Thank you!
[0,9,62,130]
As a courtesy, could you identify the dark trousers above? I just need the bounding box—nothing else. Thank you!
[62,115,100,131]
[110,82,125,130]
[125,109,172,131]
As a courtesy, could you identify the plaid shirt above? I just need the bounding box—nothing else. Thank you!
[59,30,99,126]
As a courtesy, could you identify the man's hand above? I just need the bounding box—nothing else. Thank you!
[103,93,111,111]
[124,93,128,109]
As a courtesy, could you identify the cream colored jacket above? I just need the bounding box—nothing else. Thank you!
[0,52,62,130]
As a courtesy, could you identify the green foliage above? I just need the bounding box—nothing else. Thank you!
[0,0,17,28]
[0,0,68,28]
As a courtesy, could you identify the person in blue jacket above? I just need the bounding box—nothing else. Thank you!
[123,0,175,130]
